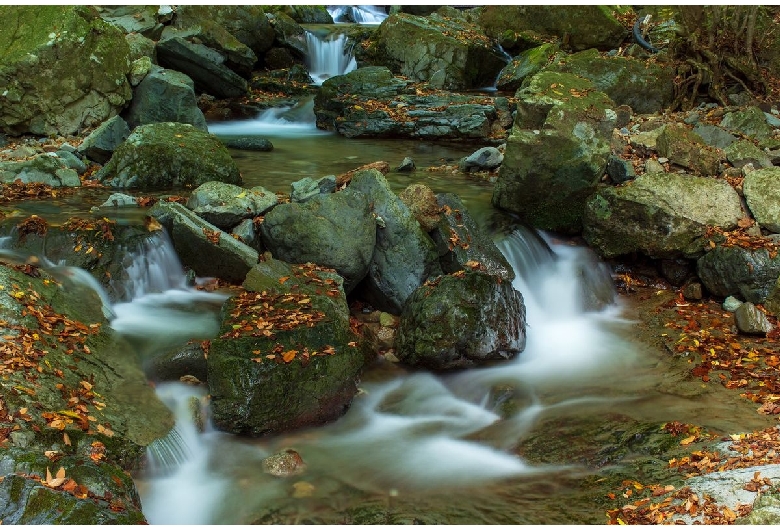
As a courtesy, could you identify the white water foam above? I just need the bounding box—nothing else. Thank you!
[208,99,328,138]
[306,31,358,85]
[327,5,388,24]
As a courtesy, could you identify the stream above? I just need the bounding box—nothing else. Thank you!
[2,11,776,523]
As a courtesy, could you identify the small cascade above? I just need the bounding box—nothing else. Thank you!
[208,97,327,137]
[305,31,357,85]
[118,231,189,301]
[328,5,388,24]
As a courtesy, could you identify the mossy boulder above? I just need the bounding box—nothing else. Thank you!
[582,172,744,259]
[207,259,364,436]
[186,180,278,230]
[396,270,526,370]
[123,67,207,131]
[96,122,241,190]
[0,155,81,187]
[174,5,275,59]
[491,71,616,233]
[720,106,780,149]
[545,48,675,114]
[478,5,630,53]
[495,43,562,92]
[656,124,722,176]
[365,13,508,89]
[0,5,132,136]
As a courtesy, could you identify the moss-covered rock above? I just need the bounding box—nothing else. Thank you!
[174,5,275,59]
[495,43,562,92]
[186,180,277,230]
[0,155,81,187]
[656,124,722,176]
[96,122,241,190]
[0,6,132,136]
[207,259,365,436]
[582,172,743,259]
[743,167,780,233]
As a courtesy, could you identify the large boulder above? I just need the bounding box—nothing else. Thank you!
[478,5,630,53]
[123,67,207,131]
[545,49,675,114]
[720,106,780,149]
[365,13,508,90]
[96,122,241,190]
[396,270,526,370]
[656,124,722,176]
[149,201,258,284]
[348,169,442,313]
[0,6,132,136]
[491,71,616,233]
[207,259,364,436]
[582,172,744,259]
[260,188,376,294]
[743,167,780,233]
[495,43,562,93]
[160,23,256,79]
[174,5,275,59]
[697,245,780,304]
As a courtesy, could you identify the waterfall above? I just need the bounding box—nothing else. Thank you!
[207,97,327,137]
[327,5,388,24]
[305,31,357,85]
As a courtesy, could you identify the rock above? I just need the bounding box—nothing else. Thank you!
[495,43,561,92]
[743,167,780,233]
[724,139,774,169]
[396,270,526,370]
[260,187,375,293]
[479,5,630,52]
[145,341,209,383]
[54,150,87,174]
[272,5,333,24]
[223,137,274,151]
[655,124,722,176]
[723,295,743,312]
[492,71,615,234]
[644,159,666,173]
[734,302,773,335]
[431,193,515,282]
[766,277,780,317]
[289,176,336,203]
[0,155,81,187]
[0,6,132,136]
[692,124,738,150]
[697,245,780,304]
[123,67,207,131]
[682,282,703,301]
[128,56,152,87]
[156,36,248,99]
[265,12,308,60]
[460,146,503,172]
[349,169,442,313]
[740,490,780,524]
[583,172,743,259]
[398,183,441,232]
[660,258,693,287]
[187,181,277,230]
[720,106,780,149]
[606,155,636,184]
[396,157,416,172]
[231,218,264,253]
[99,193,138,208]
[97,122,241,190]
[98,5,164,40]
[149,201,258,284]
[174,5,275,59]
[629,126,665,151]
[207,259,364,436]
[262,449,307,477]
[126,32,157,64]
[546,49,675,114]
[365,13,508,90]
[77,116,130,165]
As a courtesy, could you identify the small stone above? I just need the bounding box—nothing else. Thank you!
[722,296,743,312]
[262,449,307,477]
[378,312,396,327]
[734,302,772,335]
[645,159,665,173]
[682,282,702,301]
[396,157,415,172]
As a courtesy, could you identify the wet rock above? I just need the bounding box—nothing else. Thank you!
[606,155,636,184]
[495,43,561,92]
[396,157,415,172]
[98,5,164,40]
[693,123,738,150]
[682,282,703,301]
[145,341,209,383]
[97,122,241,189]
[223,137,274,151]
[659,258,693,287]
[175,5,275,59]
[77,116,131,165]
[123,67,207,131]
[262,449,307,477]
[99,193,138,208]
[396,270,526,370]
[720,106,780,149]
[260,187,375,293]
[724,139,773,169]
[656,124,722,176]
[697,245,780,304]
[460,146,503,172]
[723,295,743,312]
[735,302,772,335]
[231,218,264,253]
[398,183,441,232]
[265,11,308,60]
[644,159,665,173]
[289,175,336,203]
[0,154,81,187]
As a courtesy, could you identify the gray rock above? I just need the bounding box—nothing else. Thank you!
[697,245,780,303]
[735,302,773,335]
[606,155,636,184]
[159,23,257,79]
[0,155,81,187]
[723,295,743,312]
[54,150,87,174]
[290,175,336,203]
[396,157,416,172]
[187,181,277,230]
[230,218,264,253]
[656,124,722,176]
[100,193,138,208]
[124,67,207,131]
[223,137,273,151]
[460,146,503,172]
[721,106,780,149]
[692,123,737,150]
[495,43,561,92]
[175,5,275,58]
[77,115,131,164]
[644,159,666,173]
[743,167,780,233]
[724,139,773,169]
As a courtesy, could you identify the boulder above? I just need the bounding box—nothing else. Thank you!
[98,5,164,40]
[175,5,275,59]
[495,43,561,92]
[583,172,744,259]
[396,270,526,370]
[289,175,336,203]
[656,124,722,176]
[96,122,241,190]
[207,259,364,436]
[159,24,256,79]
[260,187,376,294]
[459,146,504,172]
[697,245,780,304]
[491,71,616,233]
[145,341,209,383]
[545,49,675,115]
[223,137,274,151]
[720,106,780,149]
[0,6,132,136]
[398,183,441,232]
[365,13,508,90]
[77,116,131,164]
[123,67,207,131]
[156,36,248,99]
[724,139,774,169]
[0,155,81,187]
[231,218,264,253]
[186,181,277,230]
[693,124,738,150]
[734,302,773,335]
[606,155,637,184]
[478,5,630,53]
[348,169,442,313]
[743,167,780,233]
[265,11,308,60]
[149,201,258,284]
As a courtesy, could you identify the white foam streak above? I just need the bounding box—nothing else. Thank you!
[208,100,328,137]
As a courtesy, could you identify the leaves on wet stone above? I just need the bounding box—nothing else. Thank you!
[63,216,116,242]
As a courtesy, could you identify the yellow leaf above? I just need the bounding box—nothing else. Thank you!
[63,433,71,446]
[282,350,297,363]
[680,435,696,445]
[236,192,247,198]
